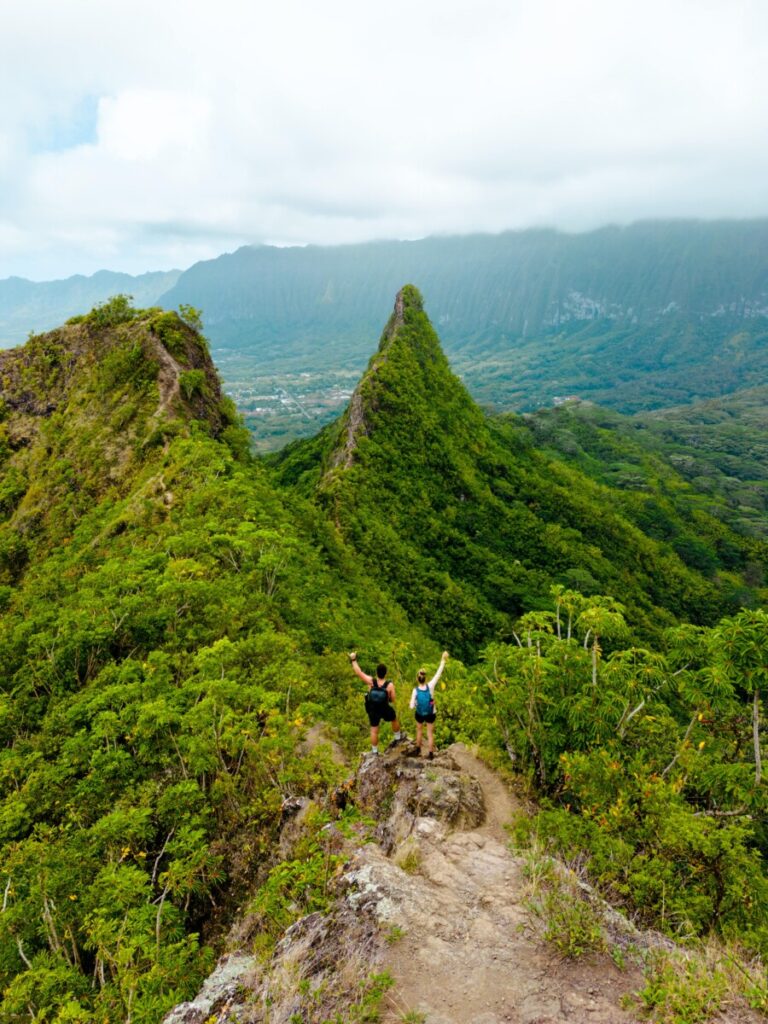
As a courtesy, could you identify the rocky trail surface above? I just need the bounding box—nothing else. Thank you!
[164,741,761,1024]
[354,744,643,1024]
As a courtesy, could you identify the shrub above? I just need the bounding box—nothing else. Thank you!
[179,369,208,401]
[83,294,138,329]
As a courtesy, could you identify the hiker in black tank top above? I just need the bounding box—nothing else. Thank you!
[348,651,403,754]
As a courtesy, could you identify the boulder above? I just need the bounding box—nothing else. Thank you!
[355,744,485,853]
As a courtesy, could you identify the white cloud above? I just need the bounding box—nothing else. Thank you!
[96,91,211,162]
[1,0,768,278]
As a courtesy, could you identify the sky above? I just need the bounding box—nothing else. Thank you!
[2,0,768,280]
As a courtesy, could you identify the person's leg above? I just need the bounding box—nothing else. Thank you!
[384,704,402,742]
[370,724,380,752]
[415,720,423,749]
[427,720,435,756]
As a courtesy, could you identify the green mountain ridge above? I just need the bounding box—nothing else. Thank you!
[0,299,228,570]
[1,292,768,1022]
[0,298,446,1019]
[273,286,767,657]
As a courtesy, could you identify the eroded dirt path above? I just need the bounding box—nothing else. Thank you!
[164,737,762,1024]
[448,743,519,844]
[379,743,643,1024]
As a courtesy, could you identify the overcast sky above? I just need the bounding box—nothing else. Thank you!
[2,0,767,280]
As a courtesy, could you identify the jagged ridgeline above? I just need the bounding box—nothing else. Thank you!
[272,286,767,657]
[0,296,430,1020]
[2,291,768,1022]
[0,298,231,557]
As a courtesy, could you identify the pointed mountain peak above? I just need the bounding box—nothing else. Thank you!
[326,285,471,473]
[376,284,438,364]
[380,283,422,342]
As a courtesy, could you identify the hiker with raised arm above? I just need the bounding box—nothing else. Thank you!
[410,651,449,759]
[348,652,403,755]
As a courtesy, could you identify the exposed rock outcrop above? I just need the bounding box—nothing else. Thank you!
[162,953,258,1024]
[355,744,485,852]
[164,743,762,1024]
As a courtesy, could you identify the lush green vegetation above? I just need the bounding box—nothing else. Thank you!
[469,596,768,952]
[406,589,768,965]
[524,394,768,542]
[1,291,767,1021]
[273,287,767,660]
[0,303,435,1021]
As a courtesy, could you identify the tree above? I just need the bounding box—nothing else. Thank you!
[711,609,768,785]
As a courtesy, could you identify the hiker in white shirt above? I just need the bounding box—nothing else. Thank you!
[410,651,449,759]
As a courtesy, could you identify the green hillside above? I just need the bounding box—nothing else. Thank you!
[2,294,768,1022]
[0,298,432,1021]
[273,286,767,657]
[522,391,768,543]
[638,388,768,535]
[270,288,768,980]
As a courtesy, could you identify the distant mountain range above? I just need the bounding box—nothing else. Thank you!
[160,220,768,414]
[0,268,181,346]
[162,219,768,345]
[3,220,768,432]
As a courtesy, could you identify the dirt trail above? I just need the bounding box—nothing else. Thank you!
[145,331,183,420]
[379,743,643,1024]
[448,743,519,844]
[164,737,762,1024]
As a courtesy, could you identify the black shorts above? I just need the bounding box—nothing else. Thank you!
[415,711,436,724]
[366,700,396,727]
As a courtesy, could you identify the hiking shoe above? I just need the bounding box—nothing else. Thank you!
[427,751,434,761]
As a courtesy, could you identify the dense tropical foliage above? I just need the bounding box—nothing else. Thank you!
[0,290,766,1020]
[274,287,766,658]
[435,593,768,955]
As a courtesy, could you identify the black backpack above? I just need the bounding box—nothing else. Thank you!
[367,679,390,705]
